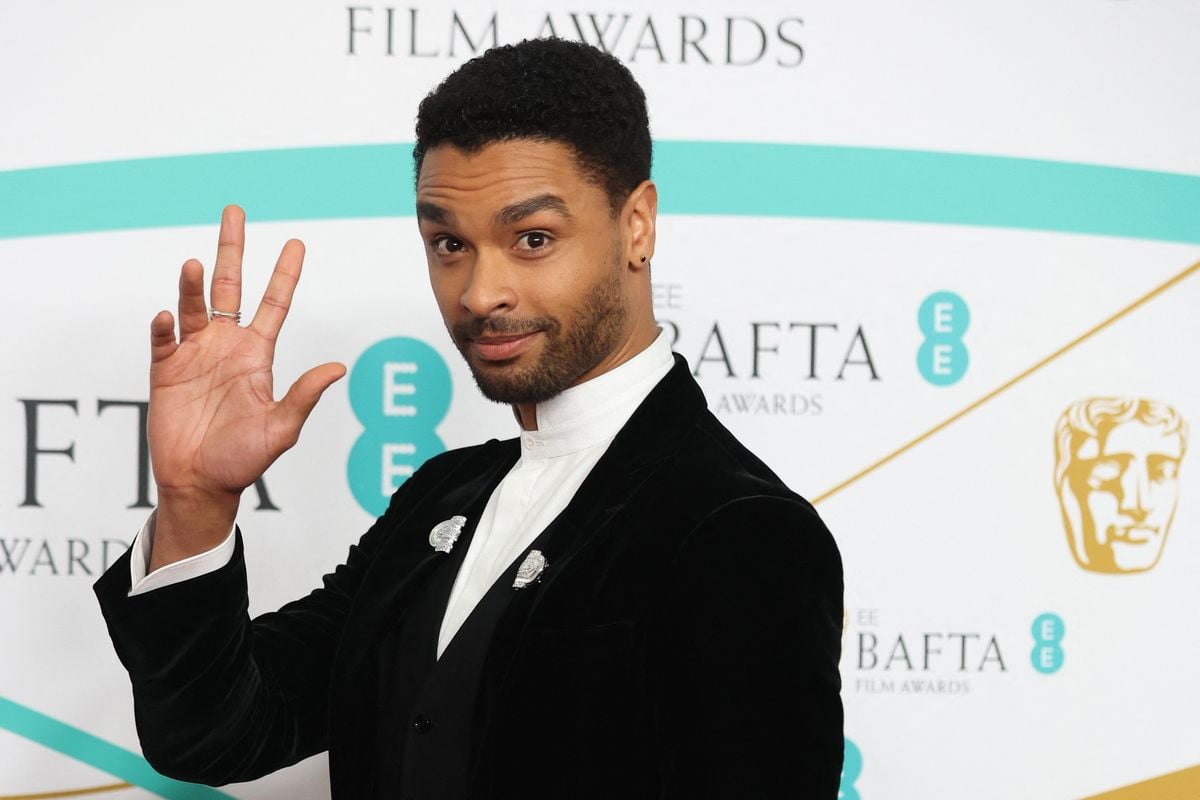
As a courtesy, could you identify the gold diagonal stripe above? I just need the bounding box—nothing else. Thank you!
[0,784,132,800]
[1080,763,1200,799]
[812,258,1200,506]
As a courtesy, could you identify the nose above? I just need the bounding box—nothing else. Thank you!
[459,248,516,319]
[1117,461,1150,522]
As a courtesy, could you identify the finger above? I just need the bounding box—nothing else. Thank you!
[250,238,305,341]
[269,362,347,450]
[150,310,179,363]
[210,204,245,318]
[177,259,208,339]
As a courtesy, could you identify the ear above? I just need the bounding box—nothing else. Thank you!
[621,179,657,272]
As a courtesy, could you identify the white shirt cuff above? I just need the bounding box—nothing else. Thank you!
[127,508,237,597]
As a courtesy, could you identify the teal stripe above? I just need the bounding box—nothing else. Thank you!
[1,141,1199,243]
[656,142,1200,243]
[0,144,412,238]
[0,696,233,799]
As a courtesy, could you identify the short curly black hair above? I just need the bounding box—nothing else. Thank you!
[413,38,652,214]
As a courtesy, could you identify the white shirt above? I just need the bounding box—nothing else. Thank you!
[129,330,675,659]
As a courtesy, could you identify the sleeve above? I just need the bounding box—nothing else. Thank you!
[127,509,237,596]
[92,456,453,785]
[647,495,844,799]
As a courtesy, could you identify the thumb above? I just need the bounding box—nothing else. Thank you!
[271,362,348,447]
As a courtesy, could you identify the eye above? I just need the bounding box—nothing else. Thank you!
[1086,459,1123,490]
[515,231,552,251]
[1149,457,1180,482]
[431,235,466,256]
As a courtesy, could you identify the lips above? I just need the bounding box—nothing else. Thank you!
[1107,525,1160,545]
[472,331,540,361]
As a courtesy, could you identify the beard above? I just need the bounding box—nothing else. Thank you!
[449,258,628,406]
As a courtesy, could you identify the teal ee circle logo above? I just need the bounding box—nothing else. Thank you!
[917,291,969,386]
[839,737,862,800]
[1030,612,1065,675]
[346,337,452,516]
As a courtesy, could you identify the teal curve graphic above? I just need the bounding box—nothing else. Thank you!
[0,695,231,798]
[3,141,1200,244]
[1,140,1195,794]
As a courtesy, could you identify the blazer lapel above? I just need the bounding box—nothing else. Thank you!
[350,438,521,639]
[469,355,707,748]
[542,357,702,574]
[537,354,706,580]
[330,438,519,795]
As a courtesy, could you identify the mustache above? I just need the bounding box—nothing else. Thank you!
[451,316,558,341]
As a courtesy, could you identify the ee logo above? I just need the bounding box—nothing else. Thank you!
[840,737,862,800]
[917,291,969,386]
[1030,612,1065,675]
[346,337,452,516]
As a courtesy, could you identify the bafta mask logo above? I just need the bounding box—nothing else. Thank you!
[1054,398,1188,574]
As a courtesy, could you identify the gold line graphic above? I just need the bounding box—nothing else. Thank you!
[811,259,1200,506]
[1081,763,1200,799]
[0,784,131,800]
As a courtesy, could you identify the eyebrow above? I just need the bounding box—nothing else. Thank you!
[415,193,573,228]
[494,194,573,226]
[415,201,454,224]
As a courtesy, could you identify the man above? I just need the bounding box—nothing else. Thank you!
[1054,396,1188,574]
[95,38,843,798]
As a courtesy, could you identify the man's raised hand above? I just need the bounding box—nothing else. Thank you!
[146,206,346,570]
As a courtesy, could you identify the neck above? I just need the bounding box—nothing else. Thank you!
[514,402,537,431]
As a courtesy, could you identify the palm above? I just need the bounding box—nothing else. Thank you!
[147,206,345,499]
[151,326,276,494]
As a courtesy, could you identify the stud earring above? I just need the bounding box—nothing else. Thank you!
[640,256,647,263]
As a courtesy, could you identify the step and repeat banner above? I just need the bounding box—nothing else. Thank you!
[2,2,1199,798]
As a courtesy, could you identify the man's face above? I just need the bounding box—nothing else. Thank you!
[1059,420,1184,573]
[415,139,632,405]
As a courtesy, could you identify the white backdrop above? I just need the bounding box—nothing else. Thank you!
[2,2,1199,798]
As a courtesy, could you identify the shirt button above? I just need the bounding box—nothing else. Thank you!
[412,713,432,734]
[523,438,535,450]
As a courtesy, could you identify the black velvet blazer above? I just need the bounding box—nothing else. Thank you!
[95,355,844,798]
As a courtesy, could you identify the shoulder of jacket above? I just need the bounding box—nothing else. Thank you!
[659,411,811,512]
[413,437,515,477]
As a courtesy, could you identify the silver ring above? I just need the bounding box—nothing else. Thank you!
[209,308,242,323]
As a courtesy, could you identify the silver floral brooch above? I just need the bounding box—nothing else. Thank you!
[429,516,467,554]
[513,549,547,589]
